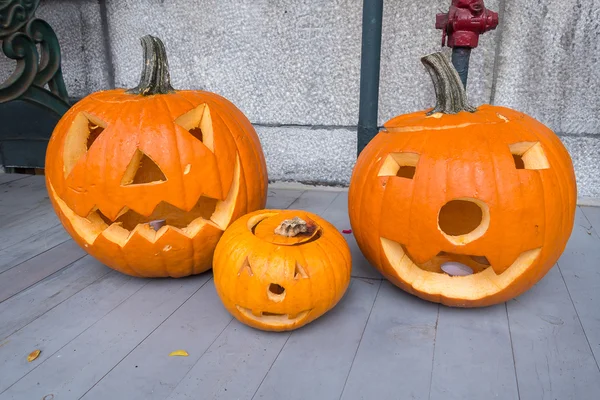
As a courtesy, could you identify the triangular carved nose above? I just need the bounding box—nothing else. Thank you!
[121,149,167,186]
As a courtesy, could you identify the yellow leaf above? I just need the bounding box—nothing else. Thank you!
[169,350,189,357]
[27,349,41,362]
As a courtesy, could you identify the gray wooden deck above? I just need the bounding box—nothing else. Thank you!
[1,174,599,400]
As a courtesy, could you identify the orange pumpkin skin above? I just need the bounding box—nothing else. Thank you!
[348,53,577,308]
[45,36,268,278]
[213,210,352,331]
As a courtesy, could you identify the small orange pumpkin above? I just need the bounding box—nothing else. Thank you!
[348,52,577,307]
[45,36,268,278]
[213,210,351,331]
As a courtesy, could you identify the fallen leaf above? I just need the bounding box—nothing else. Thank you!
[27,349,41,362]
[342,229,352,234]
[169,350,189,357]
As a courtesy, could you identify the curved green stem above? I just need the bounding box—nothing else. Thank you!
[421,52,476,115]
[126,35,175,96]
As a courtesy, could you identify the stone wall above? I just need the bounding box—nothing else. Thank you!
[1,0,598,197]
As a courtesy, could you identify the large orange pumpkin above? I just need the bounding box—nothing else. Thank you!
[213,210,351,331]
[348,52,577,307]
[45,36,268,278]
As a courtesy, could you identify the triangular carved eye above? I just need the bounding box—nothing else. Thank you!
[121,149,167,186]
[175,104,214,152]
[238,257,253,276]
[294,262,309,279]
[63,112,107,177]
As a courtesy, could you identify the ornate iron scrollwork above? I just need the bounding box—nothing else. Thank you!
[0,0,70,116]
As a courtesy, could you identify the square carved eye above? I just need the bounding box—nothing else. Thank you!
[509,142,549,170]
[378,152,420,179]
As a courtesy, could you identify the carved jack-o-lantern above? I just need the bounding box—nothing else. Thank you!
[349,53,577,307]
[45,36,268,278]
[213,210,351,331]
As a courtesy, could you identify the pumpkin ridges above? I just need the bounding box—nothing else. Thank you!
[191,92,266,216]
[201,93,268,212]
[523,120,575,285]
[175,92,236,201]
[350,112,575,307]
[214,210,350,331]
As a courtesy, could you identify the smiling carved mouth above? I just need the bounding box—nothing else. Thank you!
[48,156,241,247]
[380,237,542,301]
[235,306,311,326]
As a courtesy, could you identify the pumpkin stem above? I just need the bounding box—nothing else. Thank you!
[421,52,476,115]
[126,35,175,96]
[274,217,309,237]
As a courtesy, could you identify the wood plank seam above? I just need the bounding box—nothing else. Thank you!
[250,333,293,400]
[0,235,73,276]
[0,250,88,306]
[0,275,150,395]
[426,304,441,400]
[556,263,600,373]
[505,302,523,400]
[77,277,216,399]
[0,265,116,343]
[581,207,600,240]
[338,279,383,400]
[163,316,235,399]
[0,175,30,186]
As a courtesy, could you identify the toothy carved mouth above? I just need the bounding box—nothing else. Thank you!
[236,306,311,326]
[48,156,241,247]
[380,237,541,301]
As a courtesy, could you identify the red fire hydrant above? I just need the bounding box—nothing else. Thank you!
[435,0,499,88]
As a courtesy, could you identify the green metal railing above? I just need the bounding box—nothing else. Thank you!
[0,0,70,170]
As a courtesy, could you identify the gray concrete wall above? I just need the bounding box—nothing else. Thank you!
[1,0,598,197]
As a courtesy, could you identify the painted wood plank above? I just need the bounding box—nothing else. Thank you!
[0,274,211,400]
[508,266,600,400]
[287,189,339,215]
[0,205,61,253]
[0,175,48,217]
[80,278,233,400]
[266,188,304,210]
[0,224,70,273]
[0,271,145,393]
[0,256,110,341]
[321,191,382,279]
[0,173,28,185]
[167,321,290,399]
[252,279,380,400]
[558,207,600,365]
[341,281,439,400]
[0,240,86,302]
[430,305,519,400]
[582,206,600,232]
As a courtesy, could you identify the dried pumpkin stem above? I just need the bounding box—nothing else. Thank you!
[126,35,175,96]
[274,217,308,237]
[421,52,476,115]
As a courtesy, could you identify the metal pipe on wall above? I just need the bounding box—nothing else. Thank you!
[356,0,384,156]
